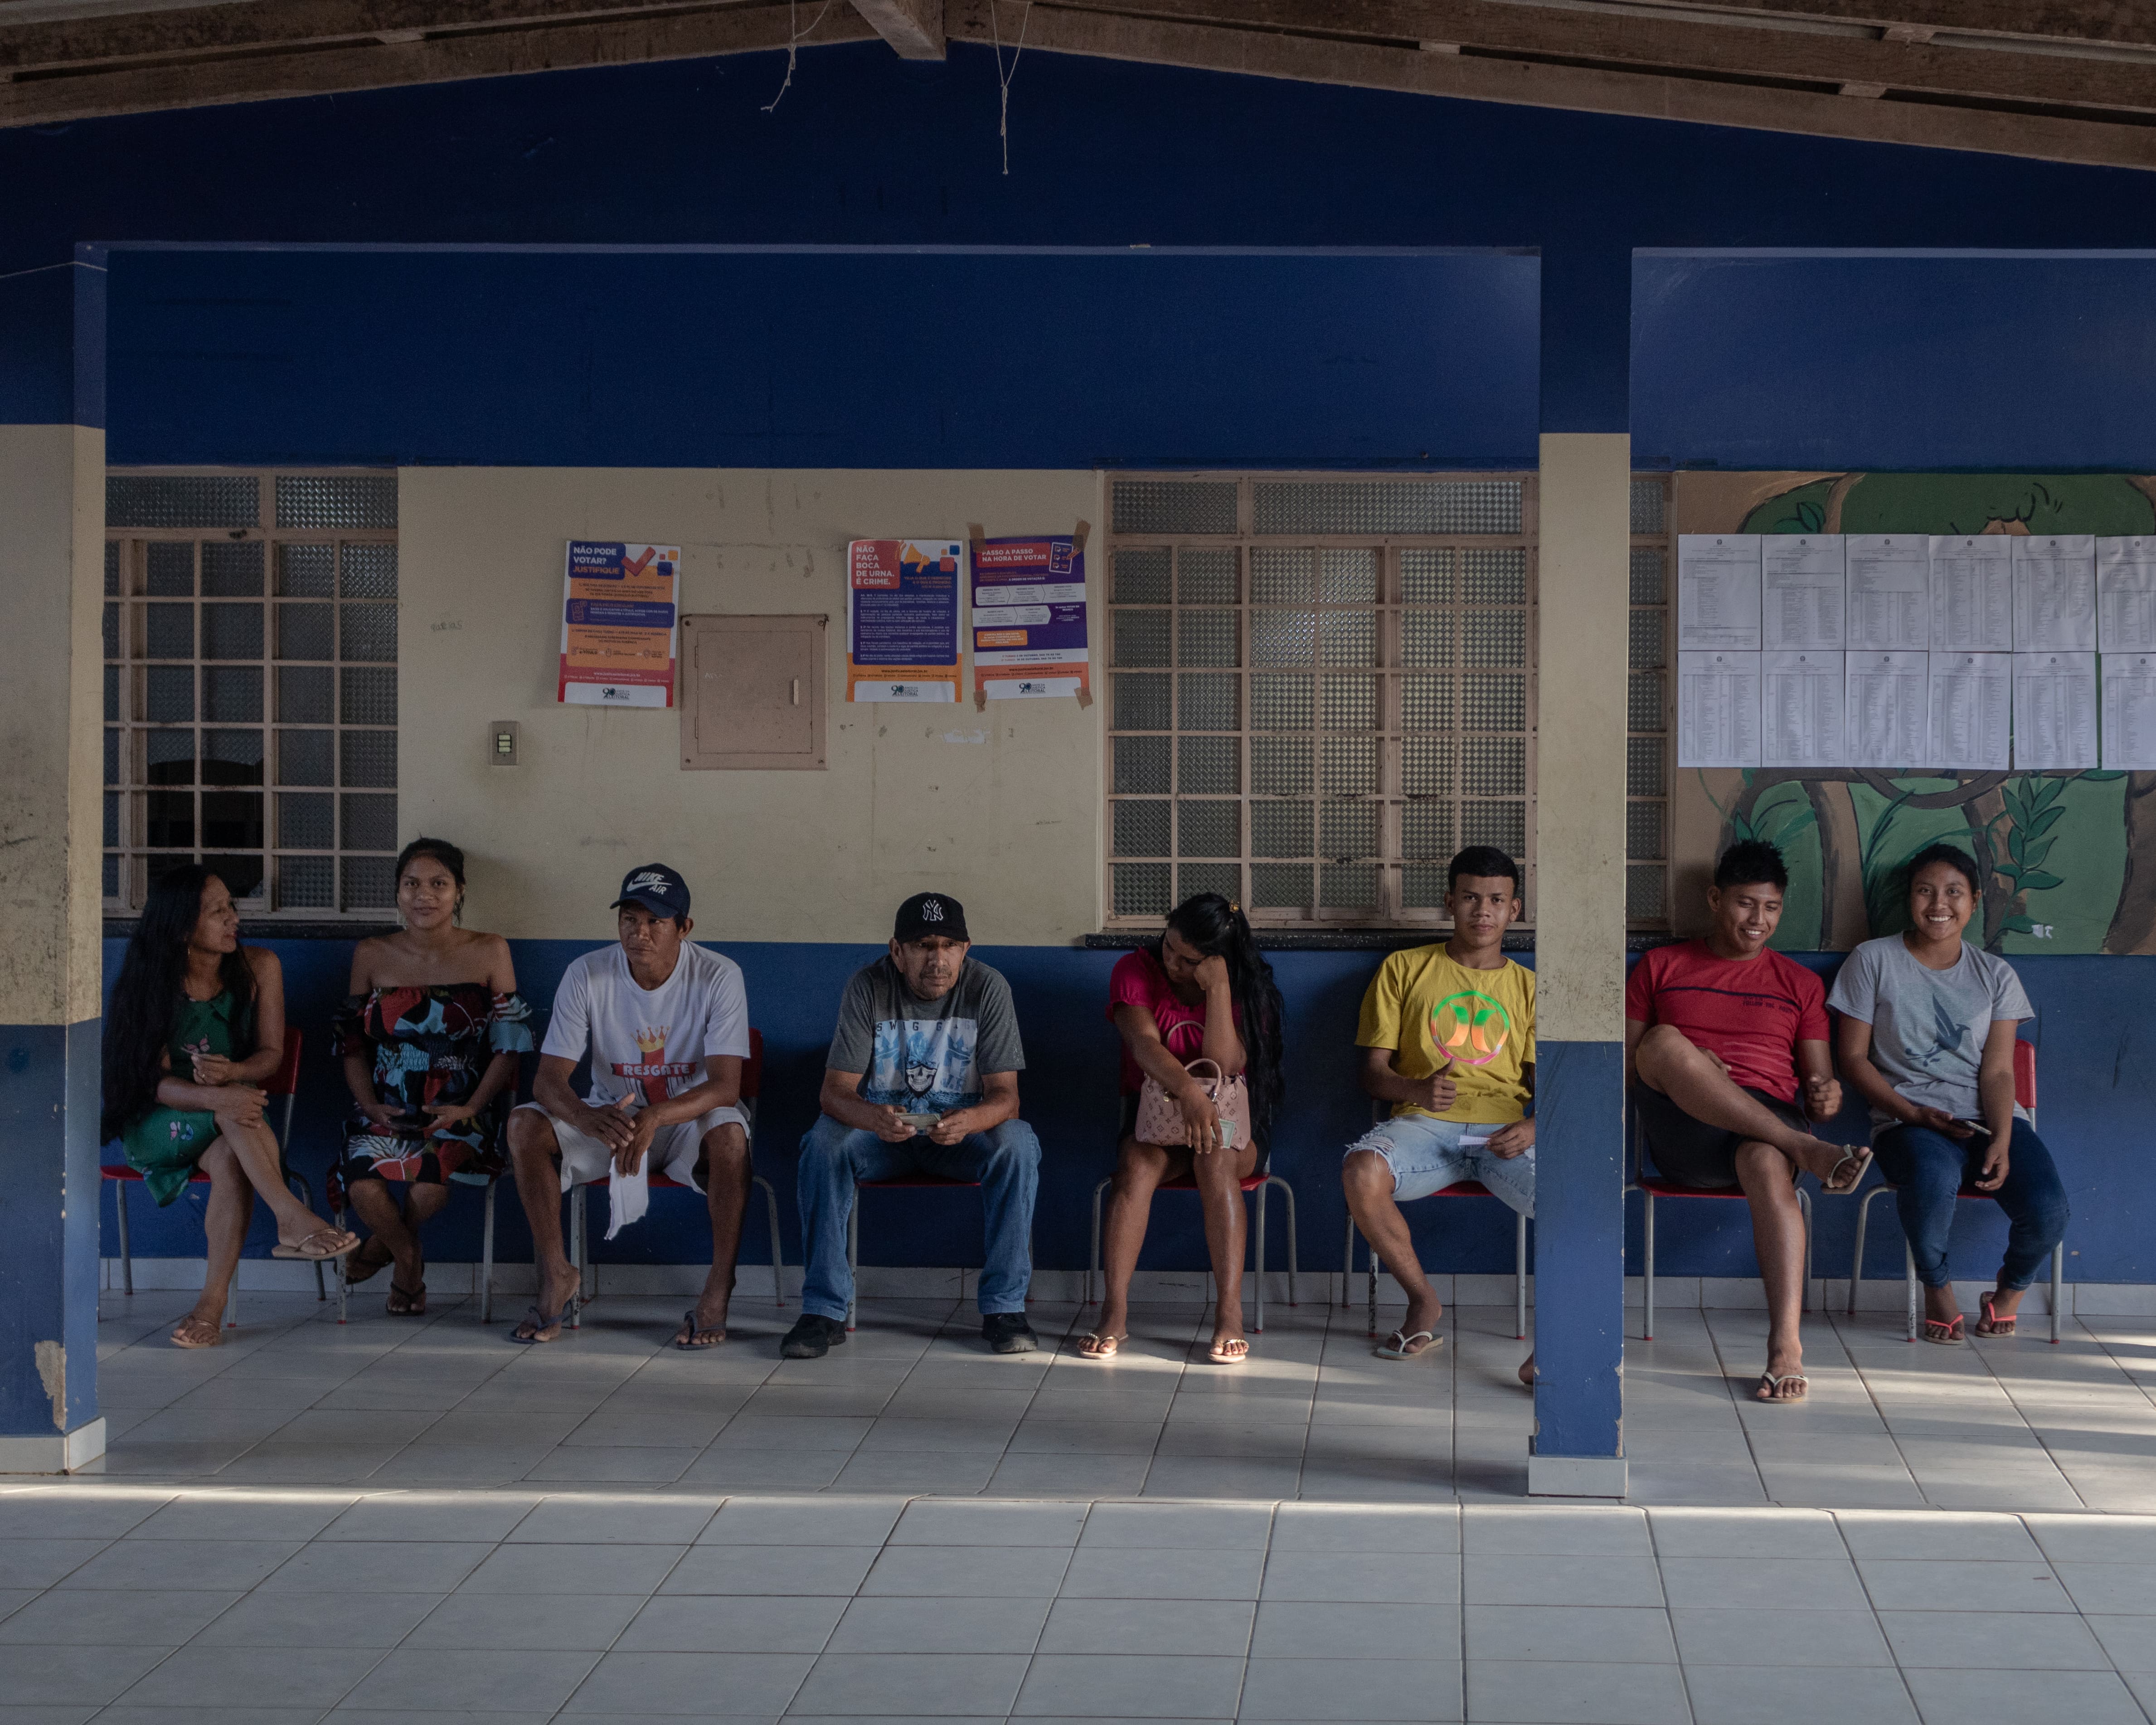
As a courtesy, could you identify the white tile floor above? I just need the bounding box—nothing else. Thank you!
[76,1288,2156,1511]
[4,1290,2154,1722]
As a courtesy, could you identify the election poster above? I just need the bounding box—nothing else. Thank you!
[559,540,680,708]
[846,538,963,702]
[970,525,1091,704]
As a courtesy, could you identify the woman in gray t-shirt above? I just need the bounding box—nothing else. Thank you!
[1829,843,2068,1345]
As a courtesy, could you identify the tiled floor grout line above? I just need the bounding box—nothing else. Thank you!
[1832,1507,1929,1725]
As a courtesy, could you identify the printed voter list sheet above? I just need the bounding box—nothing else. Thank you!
[1678,650,1761,768]
[1761,536,1844,651]
[2013,535,2098,651]
[1846,535,1931,651]
[1930,535,2013,652]
[1927,652,2010,770]
[2098,537,2156,652]
[2013,651,2099,770]
[1846,650,1929,767]
[1678,535,1762,651]
[2103,654,2156,770]
[1762,651,1846,767]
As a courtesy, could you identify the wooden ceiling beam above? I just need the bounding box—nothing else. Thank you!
[0,2,876,128]
[849,0,947,58]
[942,0,2156,168]
[1071,0,2156,117]
[1607,1,2156,53]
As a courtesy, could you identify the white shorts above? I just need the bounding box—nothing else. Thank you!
[513,1103,748,1239]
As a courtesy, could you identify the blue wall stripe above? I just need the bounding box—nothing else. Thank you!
[0,259,104,430]
[0,1019,101,1437]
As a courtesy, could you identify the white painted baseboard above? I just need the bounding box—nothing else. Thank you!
[101,1259,2156,1315]
[0,1419,106,1475]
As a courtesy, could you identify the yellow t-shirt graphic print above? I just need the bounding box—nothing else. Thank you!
[1355,946,1535,1125]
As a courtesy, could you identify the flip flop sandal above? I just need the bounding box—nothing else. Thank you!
[1756,1371,1808,1401]
[385,1281,427,1318]
[170,1316,223,1350]
[509,1301,573,1345]
[673,1307,725,1350]
[1206,1338,1251,1365]
[1376,1328,1444,1360]
[1922,1314,1966,1345]
[272,1228,358,1261]
[1076,1332,1125,1360]
[344,1238,393,1287]
[1976,1293,2018,1336]
[1822,1149,1873,1195]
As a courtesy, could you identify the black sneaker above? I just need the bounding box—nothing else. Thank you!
[982,1312,1038,1355]
[781,1314,847,1359]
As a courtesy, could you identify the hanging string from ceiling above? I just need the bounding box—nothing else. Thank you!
[764,0,837,113]
[990,0,1035,176]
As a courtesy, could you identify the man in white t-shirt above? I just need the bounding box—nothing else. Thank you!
[507,864,753,1348]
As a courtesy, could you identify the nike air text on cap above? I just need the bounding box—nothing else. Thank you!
[612,863,691,918]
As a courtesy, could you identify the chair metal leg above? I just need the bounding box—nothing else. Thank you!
[1341,1216,1355,1309]
[1643,1190,1656,1341]
[2051,1241,2064,1345]
[1272,1175,1298,1309]
[115,1180,133,1296]
[846,1198,859,1331]
[1904,1236,1918,1342]
[226,1277,238,1330]
[1368,1244,1379,1340]
[1515,1208,1529,1341]
[570,1185,587,1330]
[1850,1186,1879,1316]
[754,1174,785,1308]
[286,1172,326,1302]
[1253,1181,1267,1334]
[480,1177,497,1324]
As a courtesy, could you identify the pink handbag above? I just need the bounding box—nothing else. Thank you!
[1136,1057,1251,1151]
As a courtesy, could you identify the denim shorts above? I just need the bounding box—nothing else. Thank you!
[1344,1112,1535,1217]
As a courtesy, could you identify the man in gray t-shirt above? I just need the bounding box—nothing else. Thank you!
[783,893,1041,1358]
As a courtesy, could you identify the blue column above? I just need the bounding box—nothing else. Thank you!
[0,250,108,1472]
[1526,242,1630,1497]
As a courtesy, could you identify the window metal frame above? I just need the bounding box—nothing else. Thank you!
[1103,471,1540,932]
[103,466,398,918]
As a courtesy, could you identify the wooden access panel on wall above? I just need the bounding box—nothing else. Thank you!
[680,613,827,770]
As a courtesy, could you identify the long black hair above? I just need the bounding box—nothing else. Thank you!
[101,865,256,1142]
[1161,892,1286,1142]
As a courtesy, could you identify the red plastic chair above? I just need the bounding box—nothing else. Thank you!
[1627,1095,1816,1341]
[103,1026,320,1327]
[1086,1170,1299,1333]
[562,1029,783,1329]
[1848,1039,2062,1343]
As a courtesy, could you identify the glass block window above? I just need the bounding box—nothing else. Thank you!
[104,470,399,915]
[1107,474,1536,928]
[1628,476,1672,928]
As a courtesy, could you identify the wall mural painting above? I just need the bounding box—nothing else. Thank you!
[1673,472,2156,957]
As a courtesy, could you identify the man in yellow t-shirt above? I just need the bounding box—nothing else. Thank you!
[1343,845,1535,1379]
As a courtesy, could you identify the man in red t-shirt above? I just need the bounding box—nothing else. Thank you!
[1626,841,1870,1404]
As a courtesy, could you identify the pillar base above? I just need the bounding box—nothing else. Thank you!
[0,1417,106,1474]
[1526,1451,1627,1498]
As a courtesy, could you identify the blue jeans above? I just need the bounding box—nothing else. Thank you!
[796,1114,1041,1321]
[1872,1119,2068,1291]
[1344,1114,1534,1218]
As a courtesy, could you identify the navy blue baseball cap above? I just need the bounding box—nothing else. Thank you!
[612,864,691,918]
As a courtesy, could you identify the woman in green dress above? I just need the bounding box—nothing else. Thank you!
[102,864,358,1348]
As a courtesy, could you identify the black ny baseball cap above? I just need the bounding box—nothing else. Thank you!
[893,891,969,943]
[612,863,691,918]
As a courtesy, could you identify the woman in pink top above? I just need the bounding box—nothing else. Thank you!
[1083,893,1284,1365]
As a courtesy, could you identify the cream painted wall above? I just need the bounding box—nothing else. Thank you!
[398,468,1104,944]
[0,423,104,1026]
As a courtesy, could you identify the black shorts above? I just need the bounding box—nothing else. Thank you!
[1632,1084,1807,1190]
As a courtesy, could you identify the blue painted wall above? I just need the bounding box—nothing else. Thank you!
[99,938,2156,1288]
[5,42,2156,440]
[101,245,1540,469]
